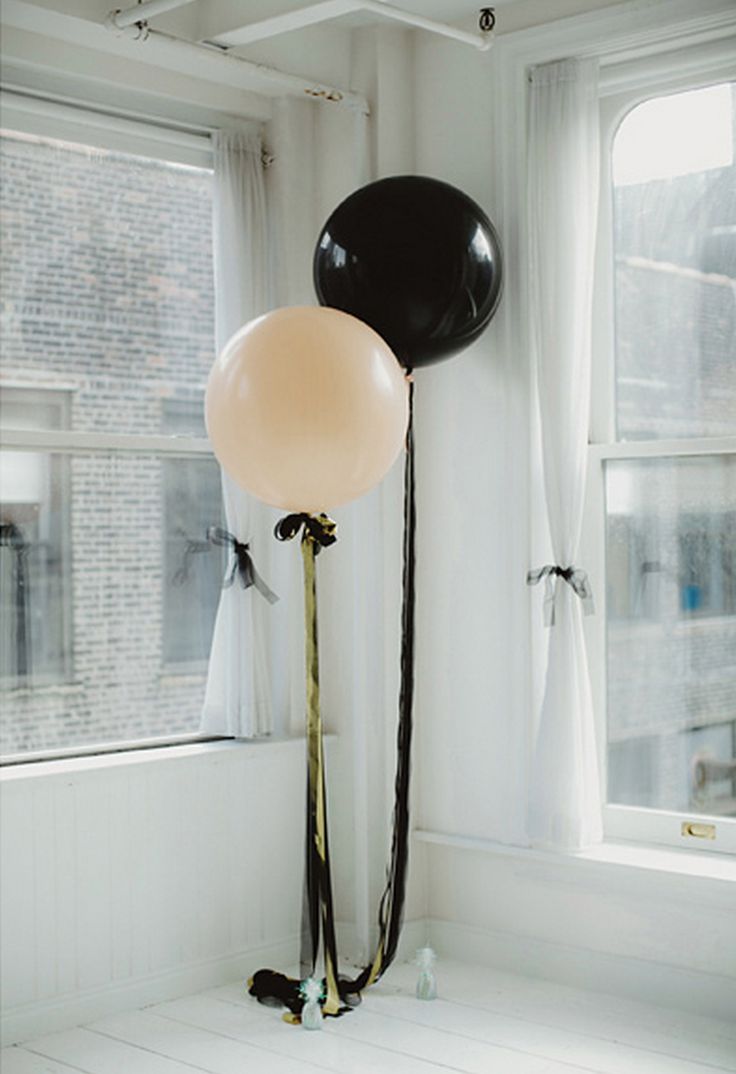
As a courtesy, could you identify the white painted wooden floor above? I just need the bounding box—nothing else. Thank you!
[3,959,735,1074]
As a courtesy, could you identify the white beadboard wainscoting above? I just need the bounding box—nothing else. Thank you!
[415,831,736,1024]
[4,739,735,1049]
[0,739,311,1046]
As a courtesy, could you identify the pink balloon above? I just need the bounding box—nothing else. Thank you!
[205,306,409,512]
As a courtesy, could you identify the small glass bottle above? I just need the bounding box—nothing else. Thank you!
[300,976,324,1030]
[415,947,437,1000]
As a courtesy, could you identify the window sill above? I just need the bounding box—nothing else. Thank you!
[573,838,735,881]
[0,734,327,781]
[413,829,736,905]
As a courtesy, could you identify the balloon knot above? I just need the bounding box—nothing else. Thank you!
[274,513,337,554]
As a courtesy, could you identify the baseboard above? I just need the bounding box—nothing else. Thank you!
[9,915,721,1043]
[426,918,736,1023]
[336,917,429,970]
[1,920,430,1047]
[1,935,301,1047]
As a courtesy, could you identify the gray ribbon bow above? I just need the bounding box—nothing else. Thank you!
[526,564,594,627]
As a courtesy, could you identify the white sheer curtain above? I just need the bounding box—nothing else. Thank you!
[527,58,603,849]
[202,108,373,745]
[201,127,275,738]
[263,99,374,747]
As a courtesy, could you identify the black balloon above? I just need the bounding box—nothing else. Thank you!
[313,175,503,368]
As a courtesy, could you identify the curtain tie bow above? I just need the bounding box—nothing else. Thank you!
[274,513,337,554]
[527,564,594,626]
[207,526,279,604]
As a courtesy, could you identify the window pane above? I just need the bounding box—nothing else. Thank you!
[0,450,224,757]
[0,132,214,436]
[605,455,736,816]
[163,455,224,667]
[612,83,736,440]
[160,398,223,667]
[0,389,71,684]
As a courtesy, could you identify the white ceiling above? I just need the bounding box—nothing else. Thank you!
[372,0,627,31]
[360,0,556,15]
[204,0,630,42]
[206,0,620,19]
[187,0,631,49]
[5,0,631,41]
[160,0,632,40]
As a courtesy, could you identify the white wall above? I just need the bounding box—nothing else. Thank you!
[411,28,531,847]
[408,0,736,1018]
[0,741,305,1044]
[0,736,427,1047]
[315,23,429,966]
[419,837,736,1020]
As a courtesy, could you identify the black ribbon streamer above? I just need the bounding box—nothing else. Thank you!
[0,522,31,678]
[527,563,594,626]
[207,526,279,604]
[341,376,415,994]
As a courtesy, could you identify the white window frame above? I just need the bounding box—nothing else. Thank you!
[0,98,226,764]
[582,43,736,855]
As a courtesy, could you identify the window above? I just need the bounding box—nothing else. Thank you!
[0,118,224,760]
[588,74,736,852]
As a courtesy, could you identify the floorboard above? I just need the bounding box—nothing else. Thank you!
[3,959,735,1074]
[9,1028,199,1074]
[151,993,557,1074]
[371,966,736,1073]
[0,1049,88,1074]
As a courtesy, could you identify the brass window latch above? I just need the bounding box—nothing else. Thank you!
[681,820,716,840]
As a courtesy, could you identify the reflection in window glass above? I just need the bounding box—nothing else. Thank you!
[162,459,223,669]
[0,390,71,685]
[605,455,736,817]
[612,82,736,441]
[162,400,224,669]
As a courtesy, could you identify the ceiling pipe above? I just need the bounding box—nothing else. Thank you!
[207,0,494,52]
[103,0,490,114]
[2,0,365,111]
[109,0,197,31]
[206,0,360,49]
[351,0,494,51]
[102,21,369,113]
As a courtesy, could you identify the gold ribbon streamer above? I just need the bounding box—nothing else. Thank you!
[300,521,342,1017]
[251,479,416,1021]
[250,513,343,1023]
